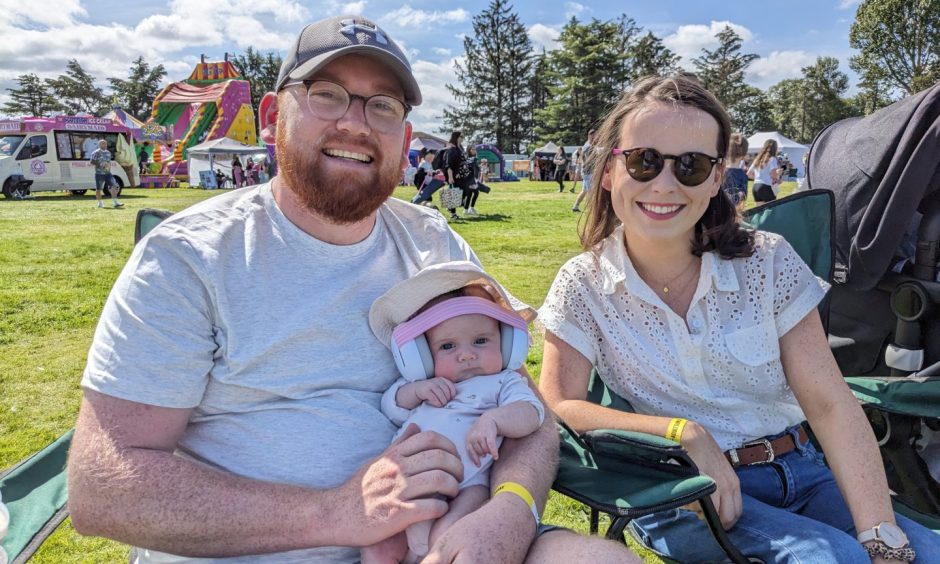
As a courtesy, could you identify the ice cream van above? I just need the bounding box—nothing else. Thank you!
[0,116,137,199]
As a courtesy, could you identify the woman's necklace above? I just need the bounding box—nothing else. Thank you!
[645,257,700,294]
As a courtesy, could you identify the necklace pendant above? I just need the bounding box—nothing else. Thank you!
[663,286,669,293]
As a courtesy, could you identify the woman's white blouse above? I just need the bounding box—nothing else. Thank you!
[538,227,830,451]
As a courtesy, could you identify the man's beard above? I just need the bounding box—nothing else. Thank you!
[275,124,401,224]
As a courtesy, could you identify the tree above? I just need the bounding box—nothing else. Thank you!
[108,56,167,121]
[631,32,681,79]
[766,57,859,144]
[534,16,641,146]
[46,59,108,115]
[230,48,283,112]
[849,0,940,97]
[729,86,774,136]
[2,73,61,117]
[442,0,534,153]
[692,26,759,132]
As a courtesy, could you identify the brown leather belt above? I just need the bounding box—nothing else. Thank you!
[724,426,809,467]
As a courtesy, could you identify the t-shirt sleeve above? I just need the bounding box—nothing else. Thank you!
[81,231,218,408]
[496,371,544,424]
[770,236,831,336]
[536,259,598,365]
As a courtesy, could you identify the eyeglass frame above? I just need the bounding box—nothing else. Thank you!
[280,79,412,132]
[611,147,724,187]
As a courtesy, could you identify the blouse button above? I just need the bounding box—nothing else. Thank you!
[691,318,704,329]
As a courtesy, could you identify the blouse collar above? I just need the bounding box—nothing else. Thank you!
[596,226,740,298]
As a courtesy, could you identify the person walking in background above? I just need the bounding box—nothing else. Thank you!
[89,139,123,209]
[232,155,245,187]
[569,147,582,193]
[553,146,569,192]
[462,145,480,215]
[722,133,749,213]
[572,129,595,212]
[245,157,256,185]
[444,131,472,220]
[748,139,780,203]
[256,158,268,183]
[479,157,490,184]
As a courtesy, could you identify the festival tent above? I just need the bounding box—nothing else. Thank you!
[747,131,809,177]
[186,137,266,187]
[410,131,447,151]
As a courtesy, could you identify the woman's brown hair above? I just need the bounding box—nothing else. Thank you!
[752,139,778,170]
[580,74,754,259]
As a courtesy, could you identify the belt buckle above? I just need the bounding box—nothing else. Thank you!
[743,438,775,464]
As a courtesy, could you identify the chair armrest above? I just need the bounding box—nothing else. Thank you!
[583,428,699,472]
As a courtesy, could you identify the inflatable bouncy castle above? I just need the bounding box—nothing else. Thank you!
[144,55,257,179]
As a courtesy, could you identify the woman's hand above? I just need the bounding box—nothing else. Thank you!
[680,421,742,530]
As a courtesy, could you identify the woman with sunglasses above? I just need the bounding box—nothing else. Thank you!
[537,75,940,563]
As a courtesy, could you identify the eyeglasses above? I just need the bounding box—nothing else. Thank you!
[611,147,723,187]
[281,79,411,133]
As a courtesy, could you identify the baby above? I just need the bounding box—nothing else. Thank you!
[364,261,544,564]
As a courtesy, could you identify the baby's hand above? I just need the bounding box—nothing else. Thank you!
[414,377,456,407]
[467,414,499,467]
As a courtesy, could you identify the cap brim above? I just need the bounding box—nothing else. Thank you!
[369,261,535,349]
[287,45,422,106]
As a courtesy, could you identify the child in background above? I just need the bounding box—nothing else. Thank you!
[722,132,749,213]
[364,261,544,564]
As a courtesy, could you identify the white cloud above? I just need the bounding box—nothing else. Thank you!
[663,20,754,62]
[324,0,367,15]
[432,47,452,56]
[565,2,587,20]
[528,23,561,52]
[838,0,860,9]
[746,50,817,89]
[408,57,460,134]
[0,0,86,28]
[381,5,469,28]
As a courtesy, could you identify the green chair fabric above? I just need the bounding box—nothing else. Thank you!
[134,208,174,244]
[1,430,73,564]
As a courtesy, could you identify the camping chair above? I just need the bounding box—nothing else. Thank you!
[1,209,174,562]
[551,189,835,563]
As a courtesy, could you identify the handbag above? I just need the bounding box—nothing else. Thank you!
[439,186,463,209]
[477,183,491,193]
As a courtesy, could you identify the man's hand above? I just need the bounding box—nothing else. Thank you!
[332,424,464,547]
[466,414,499,466]
[422,492,536,564]
[680,421,742,530]
[414,377,457,408]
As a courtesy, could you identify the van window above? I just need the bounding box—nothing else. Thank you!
[55,131,75,159]
[16,136,47,160]
[0,135,25,157]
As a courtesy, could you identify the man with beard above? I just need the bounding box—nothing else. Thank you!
[67,14,638,564]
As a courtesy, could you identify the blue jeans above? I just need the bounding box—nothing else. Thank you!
[411,178,445,204]
[631,424,940,563]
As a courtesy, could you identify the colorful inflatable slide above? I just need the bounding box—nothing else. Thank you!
[145,57,256,175]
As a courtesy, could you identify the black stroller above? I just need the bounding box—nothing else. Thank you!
[807,81,940,522]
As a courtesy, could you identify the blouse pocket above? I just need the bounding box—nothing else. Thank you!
[724,321,780,366]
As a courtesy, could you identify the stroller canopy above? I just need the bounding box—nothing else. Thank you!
[807,83,940,291]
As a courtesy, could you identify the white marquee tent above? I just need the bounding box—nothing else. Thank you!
[187,137,267,187]
[746,131,809,177]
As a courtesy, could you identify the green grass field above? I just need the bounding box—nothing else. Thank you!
[1,179,796,562]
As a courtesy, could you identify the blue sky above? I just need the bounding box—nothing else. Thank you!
[0,0,863,132]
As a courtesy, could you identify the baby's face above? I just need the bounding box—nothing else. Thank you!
[426,314,503,383]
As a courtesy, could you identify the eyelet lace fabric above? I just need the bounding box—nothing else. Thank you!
[538,228,830,450]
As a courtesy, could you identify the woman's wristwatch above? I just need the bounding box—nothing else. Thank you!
[857,522,916,562]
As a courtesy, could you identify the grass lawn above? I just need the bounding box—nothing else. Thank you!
[1,179,796,562]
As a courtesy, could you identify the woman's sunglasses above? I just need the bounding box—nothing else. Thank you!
[611,147,723,187]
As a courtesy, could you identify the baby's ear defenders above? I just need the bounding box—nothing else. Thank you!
[389,296,530,382]
[392,323,529,382]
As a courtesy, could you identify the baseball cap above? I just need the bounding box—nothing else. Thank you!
[276,15,422,106]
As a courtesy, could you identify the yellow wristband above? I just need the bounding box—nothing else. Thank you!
[666,418,688,443]
[493,482,540,524]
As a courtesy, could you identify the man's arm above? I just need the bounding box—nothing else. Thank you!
[68,389,463,557]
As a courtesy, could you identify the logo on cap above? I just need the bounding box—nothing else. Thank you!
[340,19,388,45]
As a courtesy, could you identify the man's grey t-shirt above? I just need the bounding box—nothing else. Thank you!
[83,184,479,563]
